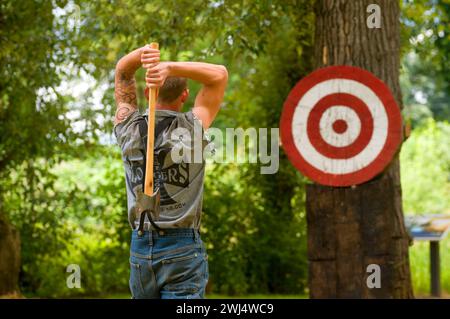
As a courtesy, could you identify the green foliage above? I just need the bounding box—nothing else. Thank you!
[401,119,450,214]
[200,2,314,295]
[0,0,75,173]
[400,1,450,294]
[400,0,450,123]
[202,162,309,295]
[3,150,130,297]
[401,119,450,295]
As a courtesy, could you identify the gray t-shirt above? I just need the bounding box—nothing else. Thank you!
[114,109,207,229]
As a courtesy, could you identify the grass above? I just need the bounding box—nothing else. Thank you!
[22,236,450,300]
[90,238,450,300]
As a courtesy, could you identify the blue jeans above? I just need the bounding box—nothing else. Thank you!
[129,228,209,299]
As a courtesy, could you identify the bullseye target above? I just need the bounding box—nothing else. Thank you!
[280,66,402,187]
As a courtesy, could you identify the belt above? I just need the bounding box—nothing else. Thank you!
[133,225,200,238]
[136,209,163,235]
[134,221,162,234]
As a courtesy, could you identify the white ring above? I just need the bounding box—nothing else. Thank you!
[319,106,361,147]
[292,79,388,175]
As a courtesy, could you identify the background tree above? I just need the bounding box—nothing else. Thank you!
[306,0,413,298]
[0,0,72,295]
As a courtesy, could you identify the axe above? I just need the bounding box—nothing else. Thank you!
[136,42,162,235]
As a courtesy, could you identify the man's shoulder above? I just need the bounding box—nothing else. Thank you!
[113,108,142,143]
[114,107,141,128]
[156,110,203,132]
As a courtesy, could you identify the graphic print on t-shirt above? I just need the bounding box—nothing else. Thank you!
[154,147,190,206]
[126,150,146,199]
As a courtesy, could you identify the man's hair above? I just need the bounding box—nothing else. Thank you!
[157,77,187,104]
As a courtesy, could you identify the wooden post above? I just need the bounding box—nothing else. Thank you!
[430,241,441,297]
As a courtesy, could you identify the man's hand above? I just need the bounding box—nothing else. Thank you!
[140,45,160,69]
[141,46,170,89]
[144,63,170,89]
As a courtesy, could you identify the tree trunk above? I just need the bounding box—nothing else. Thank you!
[0,212,21,296]
[307,0,413,298]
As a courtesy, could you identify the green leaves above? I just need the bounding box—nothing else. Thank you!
[400,0,450,121]
[401,119,450,215]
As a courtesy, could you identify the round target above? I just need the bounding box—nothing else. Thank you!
[280,66,402,187]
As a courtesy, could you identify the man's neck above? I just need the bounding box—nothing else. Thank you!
[156,104,181,112]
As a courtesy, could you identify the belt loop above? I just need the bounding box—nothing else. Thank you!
[148,230,153,246]
[137,211,146,237]
[193,229,199,243]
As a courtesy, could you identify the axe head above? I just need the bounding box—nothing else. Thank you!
[134,186,161,221]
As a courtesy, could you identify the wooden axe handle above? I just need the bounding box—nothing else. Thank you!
[144,42,159,196]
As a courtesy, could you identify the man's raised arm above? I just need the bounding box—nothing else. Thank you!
[114,45,160,125]
[143,58,228,129]
[172,62,228,129]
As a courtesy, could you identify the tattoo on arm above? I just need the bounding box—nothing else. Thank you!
[114,70,138,124]
[114,104,134,125]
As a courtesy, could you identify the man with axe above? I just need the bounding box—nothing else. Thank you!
[113,43,228,299]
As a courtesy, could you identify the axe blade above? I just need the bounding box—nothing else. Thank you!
[135,186,161,221]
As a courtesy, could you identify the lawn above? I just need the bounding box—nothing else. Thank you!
[91,236,450,300]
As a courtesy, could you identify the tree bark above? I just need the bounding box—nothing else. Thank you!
[307,0,413,298]
[0,212,21,296]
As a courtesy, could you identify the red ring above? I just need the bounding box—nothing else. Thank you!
[280,65,403,187]
[306,93,374,159]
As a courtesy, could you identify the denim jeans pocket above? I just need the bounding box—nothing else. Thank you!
[161,251,199,265]
[129,259,145,298]
[160,247,208,298]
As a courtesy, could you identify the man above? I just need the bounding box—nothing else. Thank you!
[113,44,228,299]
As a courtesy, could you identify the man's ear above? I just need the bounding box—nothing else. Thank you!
[180,89,189,103]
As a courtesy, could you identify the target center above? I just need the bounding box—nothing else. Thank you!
[332,119,348,134]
